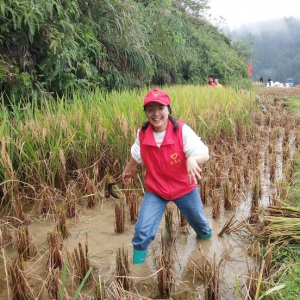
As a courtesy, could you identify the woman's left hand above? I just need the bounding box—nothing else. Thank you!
[186,156,202,184]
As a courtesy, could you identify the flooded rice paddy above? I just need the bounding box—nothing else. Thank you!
[1,197,257,300]
[1,89,300,299]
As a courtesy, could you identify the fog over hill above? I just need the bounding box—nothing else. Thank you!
[226,17,300,85]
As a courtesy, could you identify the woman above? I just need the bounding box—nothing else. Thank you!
[122,88,212,264]
[207,77,215,87]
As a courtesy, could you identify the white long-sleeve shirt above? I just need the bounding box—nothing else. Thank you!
[131,124,209,164]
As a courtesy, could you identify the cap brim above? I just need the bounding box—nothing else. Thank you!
[143,99,168,106]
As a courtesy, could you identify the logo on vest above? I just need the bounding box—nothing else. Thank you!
[170,152,181,165]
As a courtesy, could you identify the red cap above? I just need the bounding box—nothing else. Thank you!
[143,88,171,107]
[209,78,213,82]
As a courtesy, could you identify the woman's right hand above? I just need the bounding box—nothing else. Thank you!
[122,171,132,183]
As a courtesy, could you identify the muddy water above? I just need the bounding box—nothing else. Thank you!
[0,194,256,300]
[132,204,256,299]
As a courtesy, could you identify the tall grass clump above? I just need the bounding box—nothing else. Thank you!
[167,85,253,143]
[8,255,33,300]
[72,238,91,283]
[47,231,63,270]
[15,225,37,260]
[188,246,232,300]
[156,234,174,299]
[115,245,131,291]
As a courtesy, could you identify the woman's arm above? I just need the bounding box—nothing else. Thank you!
[183,124,209,183]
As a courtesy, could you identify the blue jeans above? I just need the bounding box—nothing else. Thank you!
[132,187,211,251]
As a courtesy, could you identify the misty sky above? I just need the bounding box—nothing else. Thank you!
[207,0,300,30]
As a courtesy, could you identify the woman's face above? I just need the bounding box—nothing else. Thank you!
[144,102,170,132]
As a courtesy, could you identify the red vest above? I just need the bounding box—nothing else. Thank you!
[139,120,196,200]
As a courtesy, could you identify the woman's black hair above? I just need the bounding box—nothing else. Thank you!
[141,106,179,132]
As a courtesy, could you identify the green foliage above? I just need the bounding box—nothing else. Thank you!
[290,159,300,207]
[0,0,250,99]
[276,264,300,299]
[176,17,249,86]
[230,37,253,63]
[271,244,300,300]
[174,0,210,16]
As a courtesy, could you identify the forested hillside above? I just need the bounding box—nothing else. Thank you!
[0,0,250,101]
[230,17,300,85]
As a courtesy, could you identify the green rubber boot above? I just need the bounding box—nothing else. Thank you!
[197,229,212,239]
[133,249,147,264]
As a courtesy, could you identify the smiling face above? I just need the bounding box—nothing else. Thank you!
[144,102,170,132]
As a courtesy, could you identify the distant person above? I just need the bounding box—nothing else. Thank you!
[214,78,222,87]
[259,76,263,83]
[267,77,271,87]
[207,78,215,87]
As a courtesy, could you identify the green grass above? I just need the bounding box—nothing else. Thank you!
[286,96,300,117]
[290,162,300,207]
[278,264,300,299]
